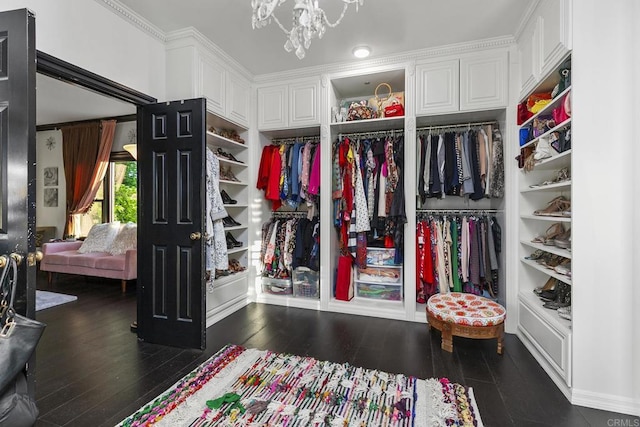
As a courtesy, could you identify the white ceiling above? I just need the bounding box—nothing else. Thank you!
[35,1,532,126]
[117,0,531,76]
[36,73,136,126]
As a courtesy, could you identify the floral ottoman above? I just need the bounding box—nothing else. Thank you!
[427,292,506,354]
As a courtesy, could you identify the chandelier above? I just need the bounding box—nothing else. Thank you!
[252,0,364,59]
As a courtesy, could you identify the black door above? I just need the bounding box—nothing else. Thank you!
[137,98,206,349]
[0,8,37,387]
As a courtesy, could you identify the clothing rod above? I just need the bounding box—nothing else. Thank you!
[338,128,404,139]
[416,120,498,133]
[271,135,319,145]
[416,208,501,214]
[270,211,309,218]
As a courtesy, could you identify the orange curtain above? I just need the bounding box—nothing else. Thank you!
[61,120,116,236]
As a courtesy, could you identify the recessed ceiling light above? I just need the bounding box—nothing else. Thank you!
[352,46,371,59]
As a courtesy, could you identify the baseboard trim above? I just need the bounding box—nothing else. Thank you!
[572,389,640,417]
[206,296,249,328]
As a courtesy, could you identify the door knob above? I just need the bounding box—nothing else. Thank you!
[9,253,23,266]
[27,251,43,267]
[190,232,202,241]
[0,255,6,268]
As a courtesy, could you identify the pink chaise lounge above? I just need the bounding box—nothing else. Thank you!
[40,241,137,293]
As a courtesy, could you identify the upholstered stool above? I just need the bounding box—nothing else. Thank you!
[426,292,506,354]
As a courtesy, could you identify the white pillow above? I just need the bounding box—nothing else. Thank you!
[108,222,137,255]
[77,222,121,253]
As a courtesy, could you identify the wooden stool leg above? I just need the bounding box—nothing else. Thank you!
[121,279,127,294]
[497,323,504,355]
[47,272,53,286]
[441,323,453,352]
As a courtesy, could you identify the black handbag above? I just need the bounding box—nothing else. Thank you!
[0,372,39,427]
[0,256,46,391]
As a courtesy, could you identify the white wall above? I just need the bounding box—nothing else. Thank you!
[0,0,166,100]
[35,130,66,238]
[572,0,640,415]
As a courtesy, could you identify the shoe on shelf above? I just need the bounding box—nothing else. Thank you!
[525,249,546,261]
[533,196,571,217]
[557,306,572,320]
[531,223,565,246]
[229,258,246,273]
[533,277,556,296]
[543,282,571,310]
[226,232,242,248]
[220,189,237,204]
[214,269,230,279]
[223,216,241,227]
[528,167,571,188]
[554,262,572,277]
[553,227,571,249]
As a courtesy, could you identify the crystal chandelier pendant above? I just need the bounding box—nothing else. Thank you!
[252,0,364,59]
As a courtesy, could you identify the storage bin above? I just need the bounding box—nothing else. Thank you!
[356,266,402,284]
[292,267,320,299]
[365,248,397,266]
[355,282,403,301]
[261,277,293,296]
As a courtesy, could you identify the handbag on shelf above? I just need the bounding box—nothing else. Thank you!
[0,256,46,392]
[374,83,405,118]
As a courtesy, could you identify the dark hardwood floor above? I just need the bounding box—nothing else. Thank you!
[33,272,638,426]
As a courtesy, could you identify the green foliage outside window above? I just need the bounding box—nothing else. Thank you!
[114,161,137,223]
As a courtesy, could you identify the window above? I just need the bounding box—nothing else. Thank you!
[75,153,137,237]
[111,160,137,223]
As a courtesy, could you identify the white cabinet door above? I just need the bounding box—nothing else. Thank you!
[289,79,320,127]
[460,51,508,111]
[226,73,250,128]
[200,56,225,117]
[258,85,288,130]
[538,0,571,78]
[518,17,539,100]
[416,59,459,115]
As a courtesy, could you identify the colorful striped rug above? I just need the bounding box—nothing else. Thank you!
[117,344,483,426]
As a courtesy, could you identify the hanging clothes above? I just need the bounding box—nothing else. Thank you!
[415,214,502,301]
[416,124,504,204]
[205,147,229,273]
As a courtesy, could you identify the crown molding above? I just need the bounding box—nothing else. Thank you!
[95,0,167,42]
[165,27,254,82]
[514,0,541,41]
[254,35,515,84]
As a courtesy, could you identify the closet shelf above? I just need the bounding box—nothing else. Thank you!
[521,118,572,150]
[223,225,247,232]
[521,180,571,193]
[519,291,572,335]
[534,150,571,169]
[218,157,247,167]
[212,270,248,287]
[206,131,247,150]
[224,204,249,208]
[330,116,404,134]
[521,214,571,223]
[227,246,249,255]
[520,240,572,259]
[521,258,572,285]
[520,86,572,128]
[219,179,247,186]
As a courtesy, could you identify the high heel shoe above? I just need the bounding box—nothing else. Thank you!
[553,228,571,249]
[533,277,556,296]
[223,216,241,227]
[531,223,565,245]
[226,232,242,248]
[533,196,571,217]
[220,190,237,204]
